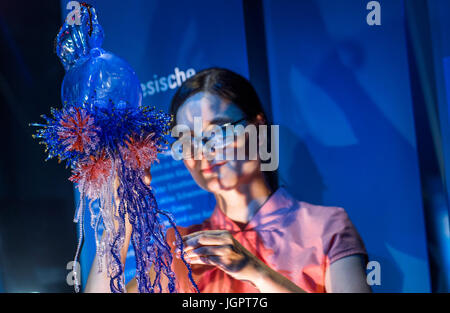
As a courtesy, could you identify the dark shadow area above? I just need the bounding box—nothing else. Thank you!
[0,1,76,292]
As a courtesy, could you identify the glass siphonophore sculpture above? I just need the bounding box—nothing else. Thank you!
[30,3,198,293]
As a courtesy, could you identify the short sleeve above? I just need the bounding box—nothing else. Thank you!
[322,207,368,265]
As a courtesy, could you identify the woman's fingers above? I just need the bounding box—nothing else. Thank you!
[181,230,233,252]
[176,244,229,259]
[175,231,250,276]
[187,255,220,266]
[182,229,229,242]
[181,246,247,274]
[186,245,232,258]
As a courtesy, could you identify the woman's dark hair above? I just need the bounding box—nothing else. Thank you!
[169,67,278,191]
[170,67,268,126]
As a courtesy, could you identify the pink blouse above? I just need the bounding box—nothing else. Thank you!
[167,187,367,293]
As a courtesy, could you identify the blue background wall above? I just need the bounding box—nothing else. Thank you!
[262,0,431,292]
[58,0,444,292]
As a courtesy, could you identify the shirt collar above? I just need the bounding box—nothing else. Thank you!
[208,187,293,232]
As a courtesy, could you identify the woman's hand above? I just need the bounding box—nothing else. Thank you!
[177,230,266,283]
[177,229,305,293]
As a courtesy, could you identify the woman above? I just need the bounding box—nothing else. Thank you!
[86,68,371,293]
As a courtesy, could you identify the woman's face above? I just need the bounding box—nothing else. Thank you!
[175,92,262,193]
